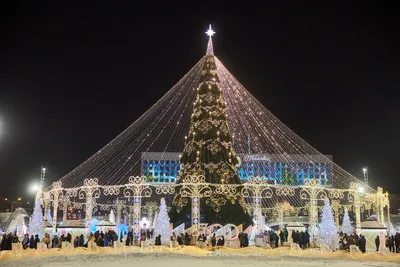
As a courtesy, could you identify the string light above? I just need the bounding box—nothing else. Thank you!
[46,30,375,210]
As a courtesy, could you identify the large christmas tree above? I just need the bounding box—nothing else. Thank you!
[170,27,253,228]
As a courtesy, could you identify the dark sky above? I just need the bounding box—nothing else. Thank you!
[0,2,399,205]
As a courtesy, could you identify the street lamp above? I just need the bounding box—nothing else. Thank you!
[30,183,40,193]
[40,166,46,189]
[362,167,368,185]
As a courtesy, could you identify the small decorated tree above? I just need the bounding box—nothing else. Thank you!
[109,209,116,224]
[341,208,353,235]
[29,194,45,239]
[154,198,172,245]
[318,198,339,250]
[46,208,53,224]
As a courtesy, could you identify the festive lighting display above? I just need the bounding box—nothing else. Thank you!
[40,25,382,234]
[169,51,253,227]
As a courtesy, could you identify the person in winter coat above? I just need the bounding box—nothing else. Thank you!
[22,234,30,250]
[155,234,161,246]
[78,234,85,247]
[375,235,380,251]
[359,235,366,253]
[210,233,216,247]
[29,235,35,249]
[217,235,225,246]
[52,235,59,248]
[0,234,7,250]
[42,233,51,248]
[279,231,285,246]
[387,236,394,252]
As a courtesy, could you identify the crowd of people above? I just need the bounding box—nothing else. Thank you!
[1,228,400,253]
[337,231,400,253]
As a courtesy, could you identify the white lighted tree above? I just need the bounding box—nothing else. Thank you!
[154,198,172,245]
[29,195,45,239]
[109,209,116,224]
[318,198,339,250]
[341,208,353,235]
[46,208,53,224]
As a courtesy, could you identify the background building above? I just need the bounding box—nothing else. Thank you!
[141,152,333,186]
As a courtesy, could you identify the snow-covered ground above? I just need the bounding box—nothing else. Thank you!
[1,246,399,267]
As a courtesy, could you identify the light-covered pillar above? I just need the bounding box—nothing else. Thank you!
[80,178,100,235]
[43,198,50,220]
[50,182,63,233]
[354,192,361,235]
[133,197,141,237]
[52,201,59,233]
[85,195,93,235]
[116,200,122,225]
[128,206,134,230]
[62,201,68,222]
[301,179,324,239]
[253,194,261,233]
[308,194,318,237]
[191,196,200,229]
[377,187,385,226]
[331,200,340,229]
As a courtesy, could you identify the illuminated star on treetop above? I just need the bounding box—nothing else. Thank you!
[205,24,215,38]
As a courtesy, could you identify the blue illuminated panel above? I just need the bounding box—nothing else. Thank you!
[141,153,332,185]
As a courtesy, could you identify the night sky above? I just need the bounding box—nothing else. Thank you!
[0,2,399,207]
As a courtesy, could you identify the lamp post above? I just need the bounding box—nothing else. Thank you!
[362,167,368,185]
[40,166,46,188]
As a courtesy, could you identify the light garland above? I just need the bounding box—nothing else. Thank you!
[41,25,383,231]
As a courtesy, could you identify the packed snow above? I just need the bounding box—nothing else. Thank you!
[0,245,399,267]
